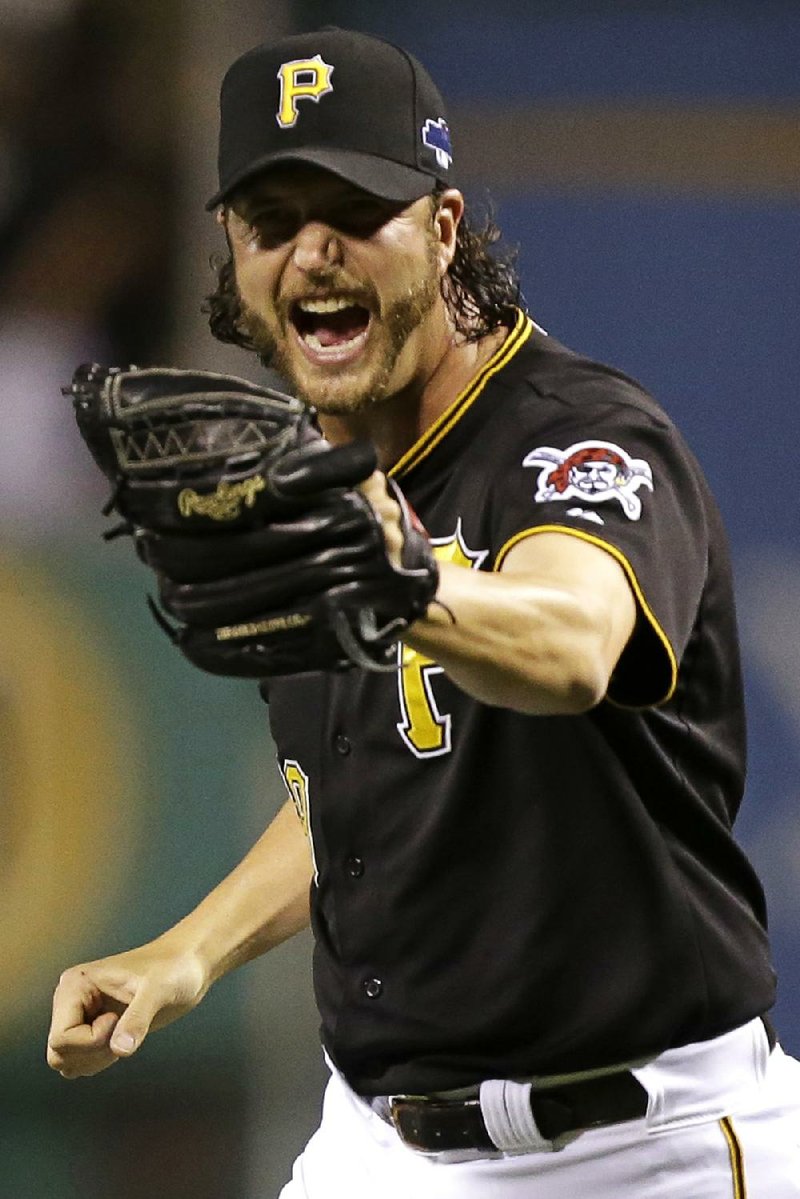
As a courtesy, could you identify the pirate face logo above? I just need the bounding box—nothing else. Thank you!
[522,440,653,519]
[570,459,621,495]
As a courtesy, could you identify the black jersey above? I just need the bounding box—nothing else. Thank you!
[265,310,776,1096]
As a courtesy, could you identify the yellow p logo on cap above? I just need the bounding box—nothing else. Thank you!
[277,55,334,128]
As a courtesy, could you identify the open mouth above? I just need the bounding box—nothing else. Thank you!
[291,295,372,359]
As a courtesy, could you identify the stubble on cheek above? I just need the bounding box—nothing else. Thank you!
[235,237,442,413]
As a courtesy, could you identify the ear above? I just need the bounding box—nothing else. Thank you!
[432,189,464,275]
[217,207,237,260]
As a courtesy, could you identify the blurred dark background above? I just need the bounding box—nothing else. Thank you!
[1,1,798,1195]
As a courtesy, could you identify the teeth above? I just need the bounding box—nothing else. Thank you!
[297,296,362,314]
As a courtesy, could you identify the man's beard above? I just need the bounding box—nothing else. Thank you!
[237,252,441,414]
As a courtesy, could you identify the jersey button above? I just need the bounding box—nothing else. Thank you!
[345,856,365,878]
[334,734,351,755]
[363,977,383,999]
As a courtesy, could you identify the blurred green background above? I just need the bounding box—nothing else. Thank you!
[1,534,326,1196]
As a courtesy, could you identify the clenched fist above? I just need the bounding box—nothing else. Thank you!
[47,940,210,1078]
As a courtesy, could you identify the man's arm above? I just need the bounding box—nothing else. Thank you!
[362,475,637,715]
[409,531,637,715]
[47,798,312,1078]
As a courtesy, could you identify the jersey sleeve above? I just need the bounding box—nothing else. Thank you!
[488,390,709,708]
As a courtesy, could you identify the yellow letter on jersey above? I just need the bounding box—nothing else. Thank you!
[397,520,488,758]
[276,56,334,128]
[280,757,319,880]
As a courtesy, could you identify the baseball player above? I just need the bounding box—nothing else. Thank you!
[47,27,800,1198]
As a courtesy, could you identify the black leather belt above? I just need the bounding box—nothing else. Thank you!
[388,1069,648,1153]
[384,1016,778,1153]
[383,1016,782,1155]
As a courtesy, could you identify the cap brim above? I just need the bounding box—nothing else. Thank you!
[205,147,438,210]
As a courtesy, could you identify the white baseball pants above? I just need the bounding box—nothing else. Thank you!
[278,1018,800,1198]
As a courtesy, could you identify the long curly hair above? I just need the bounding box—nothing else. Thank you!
[203,185,523,356]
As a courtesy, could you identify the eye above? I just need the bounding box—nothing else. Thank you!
[246,211,299,248]
[229,203,298,249]
[331,200,406,237]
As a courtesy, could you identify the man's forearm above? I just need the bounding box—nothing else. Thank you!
[407,560,619,716]
[361,480,636,716]
[157,798,313,986]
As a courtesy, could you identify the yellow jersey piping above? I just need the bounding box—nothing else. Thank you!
[719,1117,747,1199]
[389,309,534,479]
[494,523,678,707]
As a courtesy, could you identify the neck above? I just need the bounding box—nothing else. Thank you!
[319,324,508,469]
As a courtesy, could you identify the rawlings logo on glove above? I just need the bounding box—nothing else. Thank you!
[177,476,267,521]
[64,364,439,678]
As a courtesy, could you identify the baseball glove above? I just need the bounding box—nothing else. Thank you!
[65,364,439,677]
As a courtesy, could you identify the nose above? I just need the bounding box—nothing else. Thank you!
[292,221,343,272]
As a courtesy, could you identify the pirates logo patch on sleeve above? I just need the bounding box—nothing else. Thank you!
[522,440,653,519]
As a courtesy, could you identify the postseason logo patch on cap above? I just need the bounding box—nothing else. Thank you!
[421,118,453,170]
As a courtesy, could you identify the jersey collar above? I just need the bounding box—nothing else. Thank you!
[388,309,534,480]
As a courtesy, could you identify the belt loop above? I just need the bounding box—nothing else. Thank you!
[478,1079,557,1153]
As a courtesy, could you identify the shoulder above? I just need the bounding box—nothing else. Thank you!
[497,325,673,433]
[475,324,707,511]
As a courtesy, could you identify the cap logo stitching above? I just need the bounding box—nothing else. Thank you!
[421,118,452,170]
[276,55,334,128]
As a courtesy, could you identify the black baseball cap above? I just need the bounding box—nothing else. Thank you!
[206,27,455,210]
